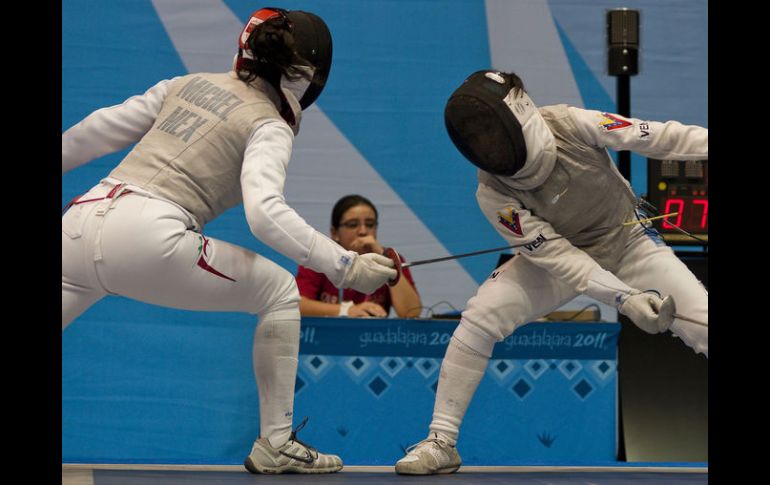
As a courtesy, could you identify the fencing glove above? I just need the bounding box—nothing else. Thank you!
[340,253,397,294]
[581,267,676,334]
[618,293,676,334]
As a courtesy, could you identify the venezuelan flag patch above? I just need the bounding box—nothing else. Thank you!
[599,113,632,131]
[497,207,523,237]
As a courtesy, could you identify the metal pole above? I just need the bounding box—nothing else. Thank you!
[617,74,631,180]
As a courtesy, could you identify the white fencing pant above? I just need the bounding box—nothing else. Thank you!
[62,181,300,327]
[62,180,302,446]
[430,227,707,444]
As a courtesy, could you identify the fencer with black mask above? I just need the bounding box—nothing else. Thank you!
[62,7,396,475]
[396,70,707,475]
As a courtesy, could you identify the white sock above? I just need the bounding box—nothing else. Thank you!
[429,333,492,446]
[252,317,300,448]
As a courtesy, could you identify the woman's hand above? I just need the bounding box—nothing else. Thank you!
[346,301,388,317]
[349,235,384,255]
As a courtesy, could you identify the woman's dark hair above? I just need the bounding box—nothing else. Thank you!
[331,195,378,229]
[237,14,312,87]
[504,71,526,96]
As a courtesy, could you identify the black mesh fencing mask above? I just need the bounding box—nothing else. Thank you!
[444,71,528,176]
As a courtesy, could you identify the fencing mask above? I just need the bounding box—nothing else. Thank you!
[445,70,552,177]
[284,11,333,109]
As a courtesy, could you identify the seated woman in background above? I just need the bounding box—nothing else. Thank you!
[296,195,422,318]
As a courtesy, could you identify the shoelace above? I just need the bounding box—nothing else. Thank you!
[288,417,319,459]
[405,434,448,454]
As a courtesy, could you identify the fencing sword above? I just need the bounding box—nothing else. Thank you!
[398,213,678,269]
[671,313,708,328]
[382,213,675,285]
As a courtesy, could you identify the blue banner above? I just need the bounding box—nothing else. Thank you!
[64,313,619,464]
[300,318,620,360]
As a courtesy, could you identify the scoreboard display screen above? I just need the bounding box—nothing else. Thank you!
[645,159,708,244]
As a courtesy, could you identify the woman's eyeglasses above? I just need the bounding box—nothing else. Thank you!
[339,219,378,230]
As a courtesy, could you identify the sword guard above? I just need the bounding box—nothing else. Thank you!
[383,247,401,286]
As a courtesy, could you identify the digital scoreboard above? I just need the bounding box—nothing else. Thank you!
[645,159,708,244]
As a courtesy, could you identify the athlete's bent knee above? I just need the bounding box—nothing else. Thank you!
[261,270,300,321]
[453,321,497,358]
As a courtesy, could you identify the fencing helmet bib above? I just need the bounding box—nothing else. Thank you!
[235,8,332,110]
[445,70,553,177]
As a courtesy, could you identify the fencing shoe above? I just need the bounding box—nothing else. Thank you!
[244,418,343,474]
[395,434,461,475]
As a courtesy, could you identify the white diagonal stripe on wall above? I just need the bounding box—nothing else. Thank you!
[485,0,583,108]
[151,0,241,73]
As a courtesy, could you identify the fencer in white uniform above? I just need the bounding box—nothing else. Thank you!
[62,8,396,474]
[395,70,708,475]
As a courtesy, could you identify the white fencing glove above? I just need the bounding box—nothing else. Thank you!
[581,267,676,334]
[618,293,676,334]
[340,252,397,294]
